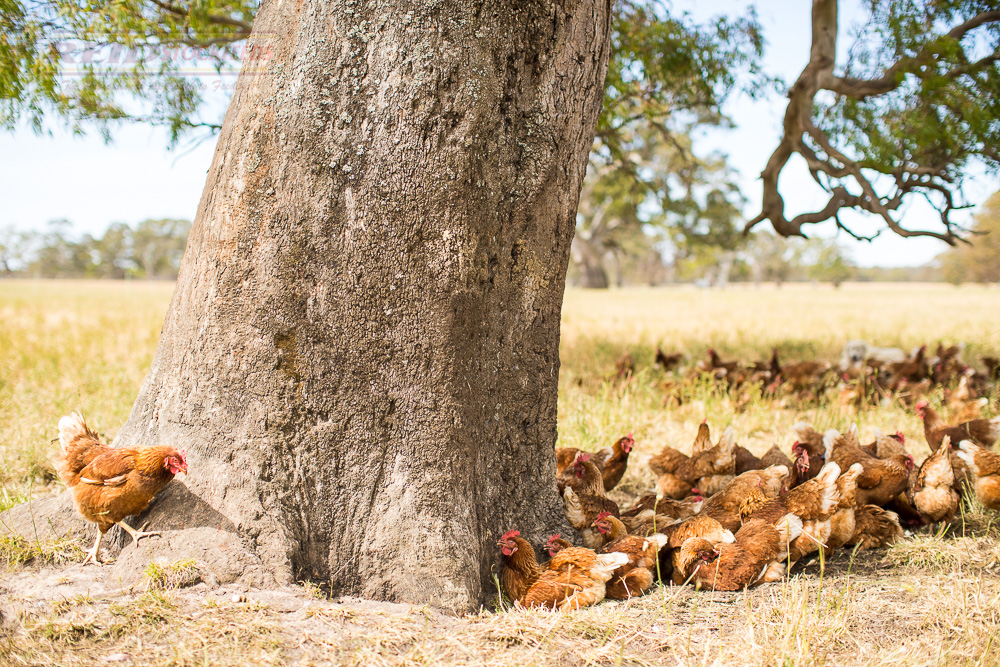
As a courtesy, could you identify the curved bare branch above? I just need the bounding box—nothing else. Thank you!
[747,0,1000,245]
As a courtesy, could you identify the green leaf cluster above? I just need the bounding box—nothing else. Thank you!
[0,0,255,141]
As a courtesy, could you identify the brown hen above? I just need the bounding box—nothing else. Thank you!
[56,412,187,565]
[956,440,1000,510]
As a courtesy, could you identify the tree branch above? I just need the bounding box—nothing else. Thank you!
[149,0,253,34]
[747,0,992,245]
[823,10,1000,99]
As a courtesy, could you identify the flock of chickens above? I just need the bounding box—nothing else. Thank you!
[643,342,1000,412]
[499,400,1000,612]
[44,342,1000,616]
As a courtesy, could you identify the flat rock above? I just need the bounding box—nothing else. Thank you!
[1,482,278,590]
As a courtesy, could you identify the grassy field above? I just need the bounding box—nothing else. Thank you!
[2,280,1000,666]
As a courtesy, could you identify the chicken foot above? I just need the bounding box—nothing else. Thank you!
[118,520,161,545]
[82,522,159,566]
[82,531,105,566]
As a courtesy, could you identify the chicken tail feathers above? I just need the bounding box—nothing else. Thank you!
[58,412,99,453]
[56,411,103,485]
[776,513,804,544]
[955,440,978,472]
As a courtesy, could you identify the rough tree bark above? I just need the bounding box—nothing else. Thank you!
[6,0,614,609]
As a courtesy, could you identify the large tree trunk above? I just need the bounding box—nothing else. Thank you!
[86,0,612,608]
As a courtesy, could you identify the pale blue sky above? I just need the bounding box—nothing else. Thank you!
[0,0,995,267]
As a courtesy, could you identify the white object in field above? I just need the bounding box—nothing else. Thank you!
[840,339,906,370]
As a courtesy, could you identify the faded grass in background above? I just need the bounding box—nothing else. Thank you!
[2,280,1000,666]
[0,280,173,510]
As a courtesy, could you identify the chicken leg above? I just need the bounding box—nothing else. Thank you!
[82,530,105,566]
[118,521,160,545]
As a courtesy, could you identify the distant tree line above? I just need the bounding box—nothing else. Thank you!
[567,224,981,289]
[0,219,190,279]
[1,210,993,285]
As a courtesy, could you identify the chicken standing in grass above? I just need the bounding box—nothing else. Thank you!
[916,400,1000,450]
[908,436,960,524]
[955,440,1000,510]
[56,412,187,565]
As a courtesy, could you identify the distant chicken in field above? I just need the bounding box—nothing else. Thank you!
[675,425,737,496]
[888,345,930,386]
[773,348,831,391]
[56,412,187,565]
[955,440,1000,510]
[984,356,1000,381]
[916,400,1000,450]
[593,513,668,599]
[677,515,803,591]
[698,348,741,380]
[825,426,913,507]
[655,348,684,372]
[562,456,620,549]
[848,505,903,549]
[908,436,960,524]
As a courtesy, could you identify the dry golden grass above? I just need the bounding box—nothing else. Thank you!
[2,280,1000,666]
[558,284,1000,476]
[0,280,175,508]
